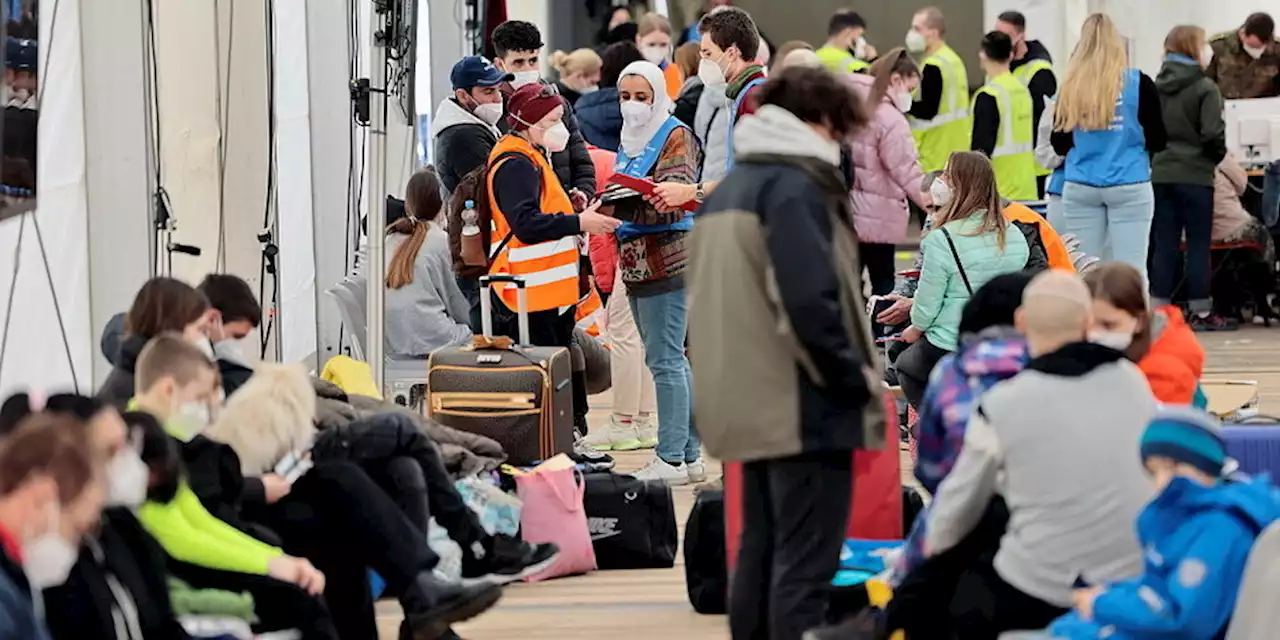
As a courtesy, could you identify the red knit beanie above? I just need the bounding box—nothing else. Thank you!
[506,83,563,131]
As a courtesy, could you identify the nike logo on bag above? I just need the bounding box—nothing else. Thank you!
[588,517,621,541]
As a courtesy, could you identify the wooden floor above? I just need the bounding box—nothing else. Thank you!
[377,326,1280,639]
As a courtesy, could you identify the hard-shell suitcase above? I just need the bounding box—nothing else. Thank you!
[427,275,574,465]
[1225,416,1280,479]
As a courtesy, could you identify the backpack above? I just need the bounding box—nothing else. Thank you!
[446,151,540,279]
[1011,220,1050,272]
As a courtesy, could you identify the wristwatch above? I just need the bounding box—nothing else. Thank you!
[693,183,706,204]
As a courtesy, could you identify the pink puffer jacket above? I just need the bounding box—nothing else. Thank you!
[846,73,927,245]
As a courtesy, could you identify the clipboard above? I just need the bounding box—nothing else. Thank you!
[607,173,699,212]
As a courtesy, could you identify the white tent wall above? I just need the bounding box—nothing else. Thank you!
[152,0,275,358]
[0,0,93,398]
[81,0,155,387]
[273,0,319,366]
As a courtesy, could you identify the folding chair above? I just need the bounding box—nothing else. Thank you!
[324,277,430,408]
[1227,522,1280,640]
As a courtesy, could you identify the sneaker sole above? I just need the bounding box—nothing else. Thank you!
[459,551,562,587]
[638,438,658,448]
[688,472,708,483]
[404,584,503,640]
[610,438,645,451]
[634,474,689,486]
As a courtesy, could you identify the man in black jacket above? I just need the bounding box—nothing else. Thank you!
[433,56,511,195]
[996,10,1057,196]
[197,274,260,397]
[491,20,597,209]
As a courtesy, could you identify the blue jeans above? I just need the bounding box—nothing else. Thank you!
[1045,194,1065,233]
[629,289,699,464]
[1062,181,1154,280]
[1150,183,1214,313]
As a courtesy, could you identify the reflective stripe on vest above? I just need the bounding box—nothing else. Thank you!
[911,45,972,173]
[976,73,1038,201]
[485,135,581,313]
[1013,59,1055,177]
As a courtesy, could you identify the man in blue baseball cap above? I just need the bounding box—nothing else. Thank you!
[4,37,37,109]
[432,55,512,195]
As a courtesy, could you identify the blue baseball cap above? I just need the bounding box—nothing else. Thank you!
[450,56,513,91]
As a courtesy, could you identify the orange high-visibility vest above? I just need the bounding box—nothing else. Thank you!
[574,286,605,340]
[485,135,581,313]
[663,63,684,100]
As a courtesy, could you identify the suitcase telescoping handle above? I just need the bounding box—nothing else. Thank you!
[479,275,531,345]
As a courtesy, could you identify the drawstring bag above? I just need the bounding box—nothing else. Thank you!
[515,463,597,581]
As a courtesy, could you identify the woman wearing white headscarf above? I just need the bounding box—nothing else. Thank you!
[604,60,705,485]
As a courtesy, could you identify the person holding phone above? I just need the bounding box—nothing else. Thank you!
[595,60,704,485]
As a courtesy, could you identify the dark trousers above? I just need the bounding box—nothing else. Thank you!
[1036,174,1047,200]
[886,499,1008,638]
[895,336,950,408]
[1150,183,1214,310]
[168,561,339,639]
[859,242,897,296]
[251,461,437,640]
[458,276,482,332]
[950,560,1069,640]
[313,412,489,552]
[491,292,590,424]
[730,451,853,640]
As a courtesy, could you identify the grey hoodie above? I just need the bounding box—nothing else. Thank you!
[694,81,731,182]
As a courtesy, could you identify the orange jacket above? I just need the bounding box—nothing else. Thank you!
[1139,306,1205,404]
[1002,202,1074,272]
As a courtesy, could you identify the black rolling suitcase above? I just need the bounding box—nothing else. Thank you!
[684,489,728,614]
[426,275,574,465]
[582,472,677,570]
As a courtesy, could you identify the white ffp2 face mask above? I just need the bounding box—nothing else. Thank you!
[1244,44,1266,60]
[541,122,571,153]
[929,179,953,207]
[892,91,914,113]
[106,449,150,508]
[905,30,928,53]
[1088,330,1133,352]
[473,101,504,126]
[171,401,211,442]
[25,506,77,589]
[698,57,727,88]
[620,100,655,126]
[511,70,541,88]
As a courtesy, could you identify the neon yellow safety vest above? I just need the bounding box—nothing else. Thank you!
[910,44,972,173]
[1012,59,1055,177]
[973,72,1038,201]
[815,46,870,75]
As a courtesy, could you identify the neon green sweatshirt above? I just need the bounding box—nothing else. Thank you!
[129,400,282,575]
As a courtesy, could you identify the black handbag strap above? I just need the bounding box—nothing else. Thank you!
[940,227,973,295]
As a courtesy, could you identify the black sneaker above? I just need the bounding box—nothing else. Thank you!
[802,608,888,640]
[400,572,502,640]
[461,534,560,585]
[1191,313,1239,332]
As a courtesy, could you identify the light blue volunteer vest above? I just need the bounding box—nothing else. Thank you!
[1064,68,1149,188]
[725,76,767,171]
[1047,167,1066,196]
[614,115,697,242]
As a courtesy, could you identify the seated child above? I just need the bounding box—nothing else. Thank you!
[1049,406,1279,639]
[129,334,503,640]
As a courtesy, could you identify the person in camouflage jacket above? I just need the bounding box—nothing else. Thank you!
[1207,13,1280,99]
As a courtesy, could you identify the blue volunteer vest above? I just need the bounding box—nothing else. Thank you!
[725,76,767,171]
[1064,68,1150,188]
[614,115,696,242]
[1047,167,1066,196]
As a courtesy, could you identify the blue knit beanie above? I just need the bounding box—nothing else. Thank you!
[1140,406,1227,477]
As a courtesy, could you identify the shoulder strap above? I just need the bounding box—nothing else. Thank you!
[940,227,973,295]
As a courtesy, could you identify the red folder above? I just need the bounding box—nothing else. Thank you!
[724,393,903,572]
[606,173,700,212]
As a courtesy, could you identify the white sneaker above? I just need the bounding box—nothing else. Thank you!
[630,456,689,485]
[634,416,659,449]
[579,417,643,451]
[686,459,707,483]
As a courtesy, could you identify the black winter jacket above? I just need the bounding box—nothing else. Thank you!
[432,98,500,195]
[43,509,190,640]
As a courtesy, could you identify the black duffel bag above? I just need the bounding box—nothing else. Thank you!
[684,489,727,614]
[582,472,677,570]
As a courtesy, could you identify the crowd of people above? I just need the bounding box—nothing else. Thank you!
[2,1,1280,640]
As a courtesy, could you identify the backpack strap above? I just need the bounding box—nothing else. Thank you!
[486,150,544,260]
[940,228,973,295]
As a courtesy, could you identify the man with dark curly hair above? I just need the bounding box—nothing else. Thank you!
[490,20,597,209]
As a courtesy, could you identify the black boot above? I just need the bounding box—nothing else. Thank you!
[399,571,502,640]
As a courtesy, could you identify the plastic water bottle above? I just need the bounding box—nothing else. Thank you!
[461,199,480,237]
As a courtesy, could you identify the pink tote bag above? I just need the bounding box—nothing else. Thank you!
[515,467,597,581]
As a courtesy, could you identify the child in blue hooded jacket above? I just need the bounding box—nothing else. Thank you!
[1049,406,1280,640]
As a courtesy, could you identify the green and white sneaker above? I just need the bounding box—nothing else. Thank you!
[635,416,659,449]
[578,417,644,451]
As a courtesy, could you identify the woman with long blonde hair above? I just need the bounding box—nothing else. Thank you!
[897,152,1030,407]
[1050,13,1166,278]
